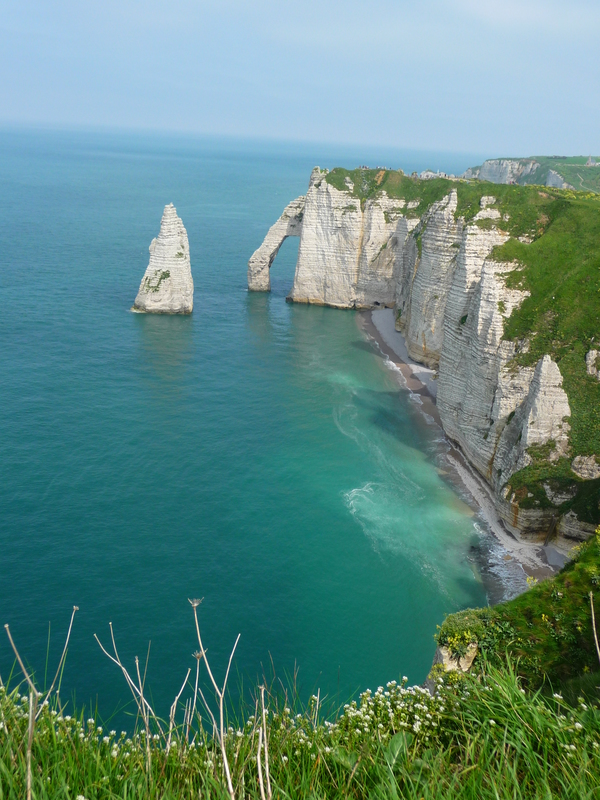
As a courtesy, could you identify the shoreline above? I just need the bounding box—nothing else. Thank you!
[359,308,563,595]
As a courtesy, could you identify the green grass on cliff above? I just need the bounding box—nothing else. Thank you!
[492,189,600,520]
[2,655,600,799]
[527,157,600,194]
[437,528,600,689]
[324,167,453,216]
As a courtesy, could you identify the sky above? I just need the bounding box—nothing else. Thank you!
[1,0,598,155]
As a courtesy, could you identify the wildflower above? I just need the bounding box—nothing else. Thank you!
[575,722,583,730]
[111,748,119,758]
[489,720,496,726]
[281,755,288,763]
[553,693,563,701]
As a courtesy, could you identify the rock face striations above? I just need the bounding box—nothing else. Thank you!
[248,196,305,292]
[250,168,600,547]
[133,204,193,314]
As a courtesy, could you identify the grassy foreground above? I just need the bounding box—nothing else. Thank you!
[2,530,600,800]
[1,660,600,800]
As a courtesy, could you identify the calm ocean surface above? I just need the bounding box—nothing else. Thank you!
[1,128,498,724]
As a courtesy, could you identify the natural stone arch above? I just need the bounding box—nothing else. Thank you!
[248,196,305,291]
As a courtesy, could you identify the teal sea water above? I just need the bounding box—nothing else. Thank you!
[1,129,502,723]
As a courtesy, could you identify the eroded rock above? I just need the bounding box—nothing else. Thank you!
[133,204,193,314]
[571,455,600,480]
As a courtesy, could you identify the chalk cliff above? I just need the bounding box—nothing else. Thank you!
[250,169,599,546]
[463,159,539,184]
[248,196,305,292]
[463,158,576,190]
[133,204,193,314]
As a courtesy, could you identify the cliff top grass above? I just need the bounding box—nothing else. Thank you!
[437,527,600,689]
[3,645,600,799]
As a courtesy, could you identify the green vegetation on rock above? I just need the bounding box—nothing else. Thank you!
[437,528,600,688]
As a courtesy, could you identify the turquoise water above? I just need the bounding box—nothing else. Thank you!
[0,128,489,723]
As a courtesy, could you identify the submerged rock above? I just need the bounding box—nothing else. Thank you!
[132,204,193,314]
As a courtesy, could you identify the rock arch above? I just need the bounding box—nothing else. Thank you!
[248,196,305,291]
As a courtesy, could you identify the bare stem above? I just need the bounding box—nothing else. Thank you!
[188,599,239,800]
[257,726,266,800]
[260,685,272,800]
[167,668,191,753]
[26,690,38,800]
[4,626,39,698]
[590,592,600,666]
[37,606,79,719]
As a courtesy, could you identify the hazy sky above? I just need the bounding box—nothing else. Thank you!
[1,0,598,155]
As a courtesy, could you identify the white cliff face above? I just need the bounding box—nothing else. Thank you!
[251,170,597,542]
[545,169,572,189]
[133,204,193,314]
[286,168,416,308]
[463,159,539,184]
[400,191,462,366]
[494,355,571,484]
[437,252,533,479]
[248,196,305,291]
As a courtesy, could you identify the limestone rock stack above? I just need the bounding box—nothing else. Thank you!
[288,168,415,308]
[133,204,193,314]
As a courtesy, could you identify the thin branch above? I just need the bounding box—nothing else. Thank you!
[167,668,191,753]
[37,606,79,718]
[223,634,241,697]
[187,653,201,742]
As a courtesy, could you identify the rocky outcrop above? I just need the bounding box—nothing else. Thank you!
[133,204,193,314]
[572,455,600,480]
[287,169,417,308]
[586,350,600,379]
[399,191,462,366]
[249,168,419,308]
[463,159,539,184]
[248,196,305,291]
[545,169,572,189]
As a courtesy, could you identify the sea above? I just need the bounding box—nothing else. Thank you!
[0,127,522,727]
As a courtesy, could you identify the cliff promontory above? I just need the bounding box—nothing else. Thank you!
[133,204,193,314]
[462,155,600,193]
[250,168,600,549]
